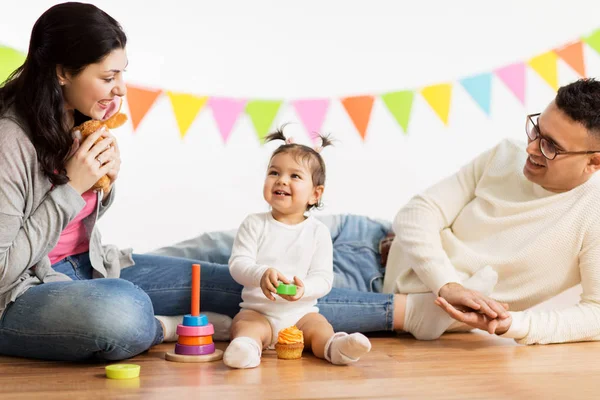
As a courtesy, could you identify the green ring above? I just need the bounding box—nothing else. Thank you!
[276,283,297,295]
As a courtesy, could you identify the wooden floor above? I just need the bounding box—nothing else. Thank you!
[1,331,599,399]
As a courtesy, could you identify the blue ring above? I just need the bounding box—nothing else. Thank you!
[183,314,208,327]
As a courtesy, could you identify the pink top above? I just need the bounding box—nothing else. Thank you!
[48,191,98,265]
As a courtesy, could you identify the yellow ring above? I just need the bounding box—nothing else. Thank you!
[105,364,140,380]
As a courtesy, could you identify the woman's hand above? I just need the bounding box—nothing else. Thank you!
[99,130,121,186]
[65,127,114,194]
[260,268,290,301]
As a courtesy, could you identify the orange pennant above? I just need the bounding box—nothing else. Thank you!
[341,95,375,139]
[555,41,586,77]
[126,85,162,131]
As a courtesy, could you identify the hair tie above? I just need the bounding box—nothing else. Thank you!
[285,137,295,144]
[314,146,323,153]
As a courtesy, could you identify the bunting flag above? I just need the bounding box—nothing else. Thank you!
[341,95,375,140]
[0,46,25,84]
[381,90,414,133]
[460,73,492,115]
[167,92,208,138]
[1,26,599,142]
[245,100,283,141]
[125,84,163,131]
[583,28,600,56]
[208,97,247,143]
[555,41,586,77]
[495,62,526,104]
[421,83,452,125]
[292,99,330,142]
[528,51,559,91]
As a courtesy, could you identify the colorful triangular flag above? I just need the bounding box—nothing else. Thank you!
[125,84,162,131]
[208,97,247,143]
[528,51,559,91]
[245,100,283,141]
[421,83,452,125]
[460,73,492,116]
[583,28,600,56]
[167,92,208,138]
[381,90,414,133]
[0,45,26,84]
[555,41,586,77]
[292,99,330,142]
[495,62,526,105]
[341,95,375,139]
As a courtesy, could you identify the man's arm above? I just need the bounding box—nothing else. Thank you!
[502,229,600,344]
[437,225,600,344]
[387,145,496,296]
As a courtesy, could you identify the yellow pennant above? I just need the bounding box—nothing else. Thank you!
[528,51,559,91]
[167,92,208,138]
[421,83,452,125]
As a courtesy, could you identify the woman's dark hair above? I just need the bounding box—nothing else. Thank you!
[264,125,334,210]
[0,2,127,186]
[556,78,600,137]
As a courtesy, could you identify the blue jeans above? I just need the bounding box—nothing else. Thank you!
[0,215,393,361]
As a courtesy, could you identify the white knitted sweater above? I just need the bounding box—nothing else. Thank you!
[383,139,600,344]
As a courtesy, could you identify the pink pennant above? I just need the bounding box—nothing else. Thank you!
[208,97,247,143]
[495,63,526,105]
[292,99,330,142]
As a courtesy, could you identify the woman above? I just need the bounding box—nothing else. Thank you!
[0,3,402,362]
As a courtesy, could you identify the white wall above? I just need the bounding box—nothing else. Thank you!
[2,0,599,258]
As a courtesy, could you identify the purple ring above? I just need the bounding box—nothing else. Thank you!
[175,343,216,355]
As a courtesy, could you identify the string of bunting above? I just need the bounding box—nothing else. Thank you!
[1,28,599,142]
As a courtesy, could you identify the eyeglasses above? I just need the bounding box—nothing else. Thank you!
[526,113,600,160]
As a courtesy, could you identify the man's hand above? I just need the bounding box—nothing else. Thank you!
[260,268,290,301]
[277,276,305,302]
[435,297,512,335]
[439,282,509,319]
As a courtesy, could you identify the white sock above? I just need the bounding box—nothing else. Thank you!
[223,337,262,369]
[325,332,372,365]
[155,312,233,342]
[155,315,183,342]
[203,312,233,341]
[403,265,498,341]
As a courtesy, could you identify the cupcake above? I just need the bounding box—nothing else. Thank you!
[275,325,304,360]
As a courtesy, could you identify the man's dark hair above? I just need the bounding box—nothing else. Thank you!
[556,78,600,135]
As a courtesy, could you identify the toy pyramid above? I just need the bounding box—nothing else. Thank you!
[165,264,224,362]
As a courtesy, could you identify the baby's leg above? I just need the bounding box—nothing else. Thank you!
[296,312,334,359]
[223,309,272,369]
[296,313,371,365]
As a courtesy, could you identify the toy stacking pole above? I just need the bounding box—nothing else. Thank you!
[192,263,200,316]
[165,263,223,362]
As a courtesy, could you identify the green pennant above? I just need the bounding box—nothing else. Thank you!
[381,90,414,134]
[0,46,26,85]
[245,100,282,141]
[583,29,600,55]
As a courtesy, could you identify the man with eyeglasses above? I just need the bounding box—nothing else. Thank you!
[382,78,600,344]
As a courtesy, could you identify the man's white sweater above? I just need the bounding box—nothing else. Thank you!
[383,139,600,344]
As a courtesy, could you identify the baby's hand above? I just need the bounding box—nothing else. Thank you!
[260,268,290,301]
[278,276,305,302]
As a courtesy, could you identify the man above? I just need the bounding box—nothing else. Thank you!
[383,78,600,344]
